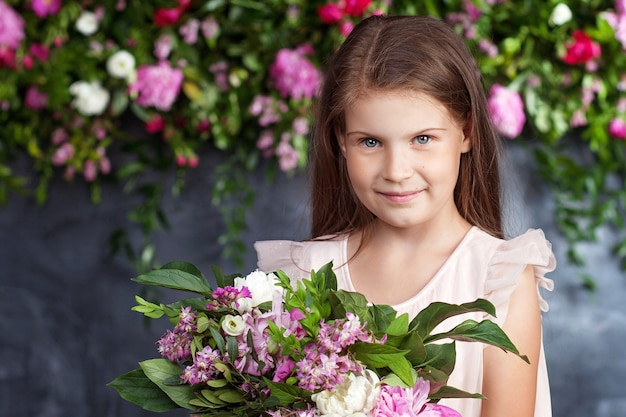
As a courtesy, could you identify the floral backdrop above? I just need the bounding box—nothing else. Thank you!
[1,0,625,281]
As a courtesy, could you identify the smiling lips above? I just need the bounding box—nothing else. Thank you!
[378,190,422,203]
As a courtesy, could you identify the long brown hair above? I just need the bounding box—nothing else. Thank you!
[309,15,503,239]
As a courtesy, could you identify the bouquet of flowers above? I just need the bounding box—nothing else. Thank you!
[109,261,527,417]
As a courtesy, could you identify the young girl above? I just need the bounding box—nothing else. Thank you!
[255,15,555,417]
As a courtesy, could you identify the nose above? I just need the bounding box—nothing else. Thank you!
[382,146,414,182]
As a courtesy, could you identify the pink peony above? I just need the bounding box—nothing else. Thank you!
[488,84,526,139]
[608,117,626,139]
[31,0,62,18]
[269,45,321,100]
[422,403,463,417]
[130,61,184,111]
[0,1,25,49]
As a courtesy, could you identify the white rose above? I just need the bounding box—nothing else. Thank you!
[234,270,282,307]
[312,370,380,417]
[106,50,136,80]
[69,81,110,116]
[221,314,246,336]
[550,3,572,26]
[75,11,99,36]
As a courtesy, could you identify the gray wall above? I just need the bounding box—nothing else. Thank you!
[1,142,624,417]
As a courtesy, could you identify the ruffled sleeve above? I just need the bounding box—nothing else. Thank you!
[254,240,308,283]
[484,229,556,326]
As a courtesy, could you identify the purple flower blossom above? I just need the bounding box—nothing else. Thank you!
[181,345,222,385]
[487,84,526,139]
[269,45,321,100]
[201,16,220,39]
[154,34,173,60]
[207,285,252,311]
[180,18,200,44]
[130,61,183,111]
[0,2,25,49]
[157,329,193,361]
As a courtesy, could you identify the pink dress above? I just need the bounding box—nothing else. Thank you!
[254,227,555,417]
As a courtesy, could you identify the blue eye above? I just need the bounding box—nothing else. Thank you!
[361,138,379,148]
[414,135,431,145]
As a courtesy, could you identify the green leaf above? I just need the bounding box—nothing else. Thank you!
[139,359,197,410]
[385,313,409,336]
[212,264,236,288]
[410,299,497,339]
[425,320,529,363]
[108,368,180,412]
[328,290,370,321]
[350,342,414,385]
[133,264,213,295]
[264,379,312,406]
[397,330,427,365]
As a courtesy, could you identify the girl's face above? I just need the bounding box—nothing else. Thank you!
[339,90,471,231]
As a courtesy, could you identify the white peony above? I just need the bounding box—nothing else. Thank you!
[550,3,572,26]
[69,81,110,116]
[233,270,282,308]
[75,11,99,36]
[221,314,246,336]
[106,50,136,80]
[311,370,381,417]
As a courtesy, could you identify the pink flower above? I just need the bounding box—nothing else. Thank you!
[83,160,98,182]
[563,30,601,65]
[339,20,355,36]
[29,43,50,61]
[130,61,184,111]
[488,84,526,138]
[270,45,321,100]
[154,1,190,27]
[343,0,371,16]
[422,403,463,417]
[24,86,49,110]
[374,378,458,417]
[317,3,343,24]
[0,2,25,49]
[180,18,200,44]
[609,118,626,139]
[52,143,75,166]
[272,357,295,382]
[31,0,62,18]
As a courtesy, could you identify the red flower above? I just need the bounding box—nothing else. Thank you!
[563,30,601,65]
[154,0,191,26]
[154,7,183,26]
[342,0,371,16]
[317,3,343,24]
[145,115,166,134]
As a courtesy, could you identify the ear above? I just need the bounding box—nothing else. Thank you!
[460,117,472,153]
[460,131,472,153]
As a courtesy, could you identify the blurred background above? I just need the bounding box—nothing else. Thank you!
[1,1,626,417]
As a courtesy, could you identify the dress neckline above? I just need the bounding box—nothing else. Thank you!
[338,226,478,308]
